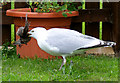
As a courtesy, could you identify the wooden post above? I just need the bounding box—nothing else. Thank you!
[85,2,99,38]
[112,2,120,57]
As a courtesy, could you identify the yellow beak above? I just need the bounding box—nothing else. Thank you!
[27,32,32,37]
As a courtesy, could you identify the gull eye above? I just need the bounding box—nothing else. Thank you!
[31,30,34,32]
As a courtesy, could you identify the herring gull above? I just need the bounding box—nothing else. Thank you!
[28,27,116,70]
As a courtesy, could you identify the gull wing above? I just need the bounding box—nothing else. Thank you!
[46,28,101,54]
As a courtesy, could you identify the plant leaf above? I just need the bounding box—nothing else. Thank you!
[78,6,82,9]
[56,9,61,13]
[61,4,67,11]
[68,11,72,14]
[62,12,67,17]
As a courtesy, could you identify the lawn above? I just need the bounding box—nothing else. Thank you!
[2,52,118,81]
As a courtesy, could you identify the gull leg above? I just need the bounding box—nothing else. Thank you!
[69,60,73,75]
[59,56,66,71]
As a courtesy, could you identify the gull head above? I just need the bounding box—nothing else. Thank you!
[27,27,46,39]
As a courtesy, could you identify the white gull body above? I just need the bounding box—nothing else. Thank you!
[28,27,116,70]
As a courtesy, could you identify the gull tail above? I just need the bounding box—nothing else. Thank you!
[80,41,116,49]
[101,41,116,47]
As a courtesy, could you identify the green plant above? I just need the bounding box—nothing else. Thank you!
[27,2,83,17]
[0,2,8,8]
[0,0,11,6]
[2,42,19,59]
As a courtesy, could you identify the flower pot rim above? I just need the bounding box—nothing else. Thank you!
[6,8,79,18]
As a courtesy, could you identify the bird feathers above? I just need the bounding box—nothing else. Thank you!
[13,14,31,47]
[28,27,116,55]
[46,28,102,54]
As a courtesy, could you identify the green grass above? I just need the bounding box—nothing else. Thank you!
[2,55,118,81]
[1,43,118,81]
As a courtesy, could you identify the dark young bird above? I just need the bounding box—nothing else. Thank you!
[13,14,31,47]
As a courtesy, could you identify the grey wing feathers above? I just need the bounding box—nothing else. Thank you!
[46,28,101,54]
[16,27,25,36]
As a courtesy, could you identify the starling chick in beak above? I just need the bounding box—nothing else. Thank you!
[13,14,31,47]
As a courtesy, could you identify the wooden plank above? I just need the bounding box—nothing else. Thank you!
[1,11,14,25]
[112,2,120,56]
[0,8,1,25]
[102,22,113,41]
[2,2,27,11]
[103,2,113,9]
[81,2,114,55]
[85,22,99,38]
[72,9,112,22]
[118,2,120,57]
[102,2,113,41]
[85,47,115,56]
[70,22,82,33]
[2,25,11,44]
[2,2,27,25]
[86,2,99,9]
[85,2,99,39]
[15,2,27,8]
[0,25,1,45]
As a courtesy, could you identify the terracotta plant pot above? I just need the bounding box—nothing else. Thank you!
[6,8,79,59]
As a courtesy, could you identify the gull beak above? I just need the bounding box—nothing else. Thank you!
[27,32,32,37]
